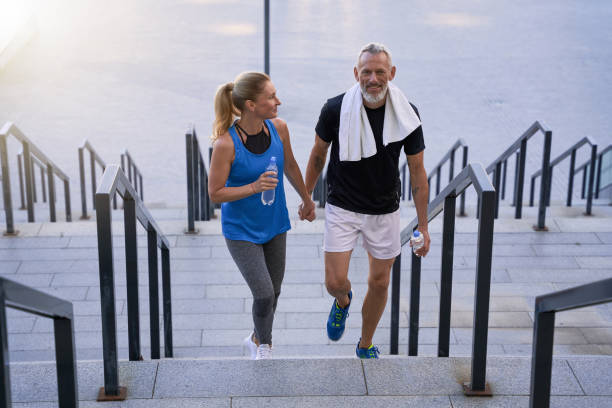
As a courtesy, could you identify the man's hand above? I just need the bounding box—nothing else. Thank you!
[298,197,316,222]
[409,229,431,257]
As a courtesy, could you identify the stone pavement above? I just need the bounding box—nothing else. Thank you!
[7,356,612,407]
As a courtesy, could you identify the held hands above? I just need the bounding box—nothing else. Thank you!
[298,197,316,222]
[251,171,278,194]
[409,228,431,258]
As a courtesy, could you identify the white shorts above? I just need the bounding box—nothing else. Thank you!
[323,203,401,260]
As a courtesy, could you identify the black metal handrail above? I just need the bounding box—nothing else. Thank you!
[390,162,496,395]
[120,150,143,202]
[403,138,469,216]
[95,165,172,400]
[79,139,109,219]
[528,136,597,215]
[485,121,552,230]
[0,122,72,235]
[529,277,612,407]
[312,169,328,208]
[0,277,78,407]
[186,125,214,232]
[17,148,48,210]
[574,144,612,200]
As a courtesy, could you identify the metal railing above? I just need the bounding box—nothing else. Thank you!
[120,150,143,202]
[390,162,496,395]
[17,148,48,210]
[485,121,552,230]
[0,122,72,235]
[186,126,214,233]
[529,277,612,407]
[79,140,108,219]
[95,165,172,401]
[0,277,78,407]
[312,169,328,208]
[529,136,597,215]
[403,139,469,216]
[574,144,612,200]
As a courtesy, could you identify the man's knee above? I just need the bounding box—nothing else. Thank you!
[368,273,390,292]
[325,274,349,294]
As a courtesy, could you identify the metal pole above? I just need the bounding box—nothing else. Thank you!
[95,191,121,396]
[586,145,597,215]
[436,167,441,195]
[529,176,536,207]
[595,153,602,199]
[148,229,161,360]
[581,167,587,199]
[401,164,407,201]
[0,137,15,234]
[23,142,35,222]
[529,311,556,408]
[162,247,173,358]
[199,154,207,221]
[264,0,270,75]
[438,195,456,357]
[91,151,97,210]
[139,174,144,201]
[193,137,200,221]
[185,132,195,232]
[40,166,46,202]
[0,289,12,406]
[64,179,72,222]
[124,197,141,361]
[546,168,553,207]
[53,315,79,407]
[536,131,552,230]
[408,251,421,356]
[515,140,527,219]
[17,153,25,210]
[494,162,502,219]
[567,150,576,207]
[390,254,401,355]
[47,164,56,222]
[501,159,507,200]
[512,151,520,207]
[79,148,88,218]
[31,159,37,203]
[459,146,468,216]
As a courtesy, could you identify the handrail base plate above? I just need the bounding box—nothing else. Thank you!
[463,382,492,397]
[97,386,127,401]
[532,225,549,232]
[3,230,19,236]
[184,228,200,235]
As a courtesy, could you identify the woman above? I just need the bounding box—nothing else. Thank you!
[208,72,316,360]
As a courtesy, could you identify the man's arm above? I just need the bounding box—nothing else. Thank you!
[407,150,431,257]
[304,134,331,195]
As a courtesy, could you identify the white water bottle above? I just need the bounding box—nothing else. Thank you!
[411,230,424,254]
[261,156,277,205]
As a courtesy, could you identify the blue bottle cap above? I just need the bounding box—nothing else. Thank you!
[270,156,277,162]
[413,230,420,238]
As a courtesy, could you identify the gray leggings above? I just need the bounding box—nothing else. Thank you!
[225,232,286,345]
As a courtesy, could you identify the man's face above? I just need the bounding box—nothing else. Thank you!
[354,52,396,105]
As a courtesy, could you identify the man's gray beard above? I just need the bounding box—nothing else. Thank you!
[360,83,388,105]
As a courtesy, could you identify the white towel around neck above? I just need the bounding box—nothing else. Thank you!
[338,82,421,161]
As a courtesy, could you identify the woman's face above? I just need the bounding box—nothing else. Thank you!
[252,81,281,119]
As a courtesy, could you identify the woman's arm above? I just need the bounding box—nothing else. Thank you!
[272,119,316,221]
[208,133,277,203]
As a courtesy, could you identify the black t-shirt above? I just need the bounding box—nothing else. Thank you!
[315,93,425,214]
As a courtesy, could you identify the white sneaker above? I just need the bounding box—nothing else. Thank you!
[255,344,272,360]
[243,332,257,360]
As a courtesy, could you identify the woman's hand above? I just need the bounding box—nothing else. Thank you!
[250,171,278,194]
[298,197,316,221]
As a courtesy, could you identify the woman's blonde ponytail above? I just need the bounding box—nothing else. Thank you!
[212,82,239,142]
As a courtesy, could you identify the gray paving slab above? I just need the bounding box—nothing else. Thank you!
[595,232,612,244]
[232,396,452,408]
[0,273,52,287]
[9,360,157,402]
[466,256,581,269]
[575,256,612,268]
[579,327,612,344]
[153,358,366,398]
[568,357,612,396]
[454,328,587,345]
[0,261,20,274]
[450,396,526,408]
[0,237,70,248]
[507,268,612,283]
[5,317,35,333]
[532,244,612,256]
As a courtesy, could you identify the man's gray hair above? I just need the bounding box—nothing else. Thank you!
[357,42,392,66]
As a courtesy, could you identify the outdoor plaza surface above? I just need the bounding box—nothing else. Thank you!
[1,0,611,406]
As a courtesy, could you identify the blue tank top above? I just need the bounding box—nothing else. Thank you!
[221,119,291,243]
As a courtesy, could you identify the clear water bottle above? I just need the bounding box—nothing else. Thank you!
[411,230,424,254]
[261,156,277,206]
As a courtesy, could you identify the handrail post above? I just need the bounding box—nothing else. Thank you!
[401,164,407,201]
[0,136,16,234]
[464,188,495,395]
[436,167,441,195]
[546,168,553,207]
[40,166,47,202]
[79,147,88,219]
[162,247,173,357]
[47,164,56,222]
[501,159,507,200]
[264,0,270,75]
[515,140,527,219]
[567,150,576,207]
[185,132,196,233]
[585,144,597,215]
[390,254,401,355]
[124,196,142,362]
[493,163,502,219]
[91,150,98,210]
[148,228,161,360]
[17,153,26,209]
[53,313,78,407]
[95,191,125,400]
[64,179,72,222]
[581,167,587,199]
[535,130,552,230]
[408,250,421,356]
[529,310,555,407]
[449,149,455,183]
[0,288,12,406]
[459,145,468,216]
[594,153,602,199]
[529,176,536,207]
[23,142,35,222]
[438,195,456,357]
[512,151,520,207]
[199,154,207,221]
[192,137,200,221]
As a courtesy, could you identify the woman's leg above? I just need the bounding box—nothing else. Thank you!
[262,232,287,314]
[226,238,276,345]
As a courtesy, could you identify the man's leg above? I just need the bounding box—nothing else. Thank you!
[324,250,352,308]
[359,253,394,349]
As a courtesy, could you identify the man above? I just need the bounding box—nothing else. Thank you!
[304,43,431,359]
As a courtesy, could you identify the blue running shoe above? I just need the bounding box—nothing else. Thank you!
[326,290,352,341]
[356,338,380,359]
